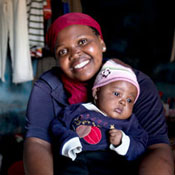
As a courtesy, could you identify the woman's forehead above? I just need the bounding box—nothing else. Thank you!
[55,25,96,45]
[57,25,93,37]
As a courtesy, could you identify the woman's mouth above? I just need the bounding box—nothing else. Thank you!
[73,59,90,70]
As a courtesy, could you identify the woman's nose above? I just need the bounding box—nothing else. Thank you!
[69,47,81,60]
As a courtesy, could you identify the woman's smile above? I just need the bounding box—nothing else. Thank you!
[55,24,104,81]
[72,59,90,70]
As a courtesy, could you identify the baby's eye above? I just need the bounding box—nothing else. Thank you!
[127,98,133,103]
[58,48,68,56]
[78,39,87,46]
[113,92,120,96]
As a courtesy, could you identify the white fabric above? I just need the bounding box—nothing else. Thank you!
[26,0,46,48]
[62,137,82,161]
[110,131,130,156]
[0,0,33,83]
[82,102,107,116]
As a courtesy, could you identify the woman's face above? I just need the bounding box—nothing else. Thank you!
[55,25,106,81]
[94,81,137,120]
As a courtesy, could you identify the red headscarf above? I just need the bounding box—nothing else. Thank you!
[61,73,88,104]
[46,13,103,104]
[46,12,103,53]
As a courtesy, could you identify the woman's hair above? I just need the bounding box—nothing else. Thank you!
[90,26,100,36]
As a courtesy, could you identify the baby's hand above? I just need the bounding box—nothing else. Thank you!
[109,129,122,147]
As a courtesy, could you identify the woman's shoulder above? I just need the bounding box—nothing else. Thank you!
[40,66,60,78]
[36,66,63,90]
[133,68,157,91]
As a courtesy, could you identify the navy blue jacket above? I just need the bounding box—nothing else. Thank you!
[25,63,169,148]
[51,103,148,160]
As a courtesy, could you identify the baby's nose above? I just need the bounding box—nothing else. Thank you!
[119,98,126,106]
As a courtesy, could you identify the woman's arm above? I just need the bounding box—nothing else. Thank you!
[23,137,53,175]
[131,69,174,174]
[139,143,174,175]
[51,117,82,160]
[23,71,61,174]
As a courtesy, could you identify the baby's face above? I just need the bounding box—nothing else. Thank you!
[95,81,137,119]
[55,25,105,82]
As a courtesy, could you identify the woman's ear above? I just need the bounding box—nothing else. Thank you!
[101,41,106,53]
[102,46,106,52]
[98,36,106,53]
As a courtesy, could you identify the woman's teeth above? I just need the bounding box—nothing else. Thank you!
[74,60,89,69]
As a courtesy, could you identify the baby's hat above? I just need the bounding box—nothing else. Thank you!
[92,60,140,102]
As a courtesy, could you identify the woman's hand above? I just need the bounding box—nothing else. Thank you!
[109,129,122,147]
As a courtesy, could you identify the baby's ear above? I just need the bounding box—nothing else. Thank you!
[92,88,97,99]
[92,88,100,103]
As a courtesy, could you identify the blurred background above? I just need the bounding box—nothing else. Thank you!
[0,0,174,174]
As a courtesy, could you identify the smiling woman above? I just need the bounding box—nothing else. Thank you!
[23,12,174,175]
[54,24,105,81]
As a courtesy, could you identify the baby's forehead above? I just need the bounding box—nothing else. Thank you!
[107,80,137,89]
[102,80,138,96]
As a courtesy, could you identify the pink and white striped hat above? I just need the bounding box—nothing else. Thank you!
[92,60,140,102]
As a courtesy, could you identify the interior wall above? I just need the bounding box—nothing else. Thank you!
[0,52,37,135]
[0,0,174,135]
[81,0,174,76]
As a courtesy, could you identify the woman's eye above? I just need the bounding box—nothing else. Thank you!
[113,92,119,96]
[78,39,87,45]
[58,49,67,56]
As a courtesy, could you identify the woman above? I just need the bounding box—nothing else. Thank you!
[23,12,174,175]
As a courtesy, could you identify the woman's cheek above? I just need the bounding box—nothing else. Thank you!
[88,46,95,53]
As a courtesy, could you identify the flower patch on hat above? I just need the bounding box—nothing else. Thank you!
[101,68,111,78]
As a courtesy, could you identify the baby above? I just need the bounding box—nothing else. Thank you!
[51,59,148,161]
